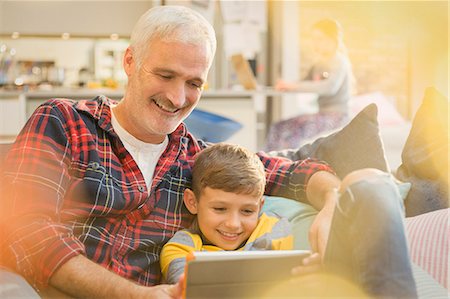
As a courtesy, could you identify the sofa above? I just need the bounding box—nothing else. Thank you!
[263,87,448,297]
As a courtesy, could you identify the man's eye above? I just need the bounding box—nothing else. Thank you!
[159,74,172,79]
[189,82,203,89]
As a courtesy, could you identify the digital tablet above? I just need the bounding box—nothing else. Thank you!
[183,250,311,299]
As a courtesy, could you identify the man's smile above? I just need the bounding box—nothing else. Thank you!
[152,98,180,114]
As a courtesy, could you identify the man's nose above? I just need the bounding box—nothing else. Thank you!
[167,81,187,108]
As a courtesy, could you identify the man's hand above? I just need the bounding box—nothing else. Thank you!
[308,189,338,257]
[137,275,184,299]
[49,255,185,299]
[305,170,340,258]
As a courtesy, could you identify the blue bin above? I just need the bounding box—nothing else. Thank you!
[184,109,243,143]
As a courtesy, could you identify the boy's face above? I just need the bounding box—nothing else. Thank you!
[184,187,263,250]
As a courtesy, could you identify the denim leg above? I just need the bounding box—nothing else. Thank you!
[324,173,418,299]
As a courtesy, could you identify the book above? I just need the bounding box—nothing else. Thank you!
[183,249,310,299]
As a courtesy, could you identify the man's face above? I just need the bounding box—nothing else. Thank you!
[189,187,262,250]
[119,38,211,143]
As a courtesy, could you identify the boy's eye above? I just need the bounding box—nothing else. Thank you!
[242,209,255,215]
[213,207,226,212]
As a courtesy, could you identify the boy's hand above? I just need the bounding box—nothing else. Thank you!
[291,252,322,276]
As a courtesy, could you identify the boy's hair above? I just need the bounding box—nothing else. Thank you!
[192,143,266,199]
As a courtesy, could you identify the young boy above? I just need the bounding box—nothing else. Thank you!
[160,143,293,284]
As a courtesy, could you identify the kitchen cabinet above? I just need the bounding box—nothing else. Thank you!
[0,1,154,37]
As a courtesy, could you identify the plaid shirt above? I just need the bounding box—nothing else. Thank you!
[1,96,332,289]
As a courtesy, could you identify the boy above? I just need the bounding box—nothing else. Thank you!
[160,143,293,284]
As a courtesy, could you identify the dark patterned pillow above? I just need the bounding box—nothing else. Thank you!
[269,103,389,179]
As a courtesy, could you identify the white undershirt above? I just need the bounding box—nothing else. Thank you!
[110,106,168,189]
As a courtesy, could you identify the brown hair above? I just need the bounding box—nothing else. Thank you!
[191,143,266,199]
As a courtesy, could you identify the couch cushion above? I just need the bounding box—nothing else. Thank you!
[269,103,389,179]
[396,87,449,216]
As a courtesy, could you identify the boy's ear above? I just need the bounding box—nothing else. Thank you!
[184,189,198,214]
[260,196,265,210]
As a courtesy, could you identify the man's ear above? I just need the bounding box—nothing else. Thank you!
[184,189,198,214]
[123,47,135,77]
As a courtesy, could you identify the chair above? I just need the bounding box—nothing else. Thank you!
[184,109,242,143]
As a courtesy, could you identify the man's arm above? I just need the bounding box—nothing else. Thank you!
[306,170,341,211]
[305,170,341,257]
[49,255,182,299]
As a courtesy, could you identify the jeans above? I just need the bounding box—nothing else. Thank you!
[325,173,418,298]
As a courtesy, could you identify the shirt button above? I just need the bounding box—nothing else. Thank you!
[91,162,99,170]
[138,185,145,193]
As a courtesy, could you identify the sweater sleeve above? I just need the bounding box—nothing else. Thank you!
[160,230,198,284]
[296,55,350,96]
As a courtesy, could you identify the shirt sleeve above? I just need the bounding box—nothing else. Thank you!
[160,230,197,284]
[257,151,334,204]
[245,213,293,251]
[1,100,85,289]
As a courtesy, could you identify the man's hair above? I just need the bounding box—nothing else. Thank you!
[130,5,217,69]
[192,143,266,199]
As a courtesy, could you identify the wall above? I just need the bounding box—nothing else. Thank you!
[0,1,153,37]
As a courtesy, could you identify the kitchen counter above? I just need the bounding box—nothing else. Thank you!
[0,87,288,98]
[0,87,125,99]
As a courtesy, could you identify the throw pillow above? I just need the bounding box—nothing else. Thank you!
[269,103,389,179]
[396,87,449,216]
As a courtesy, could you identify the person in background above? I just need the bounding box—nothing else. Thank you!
[160,143,293,284]
[267,19,354,151]
[0,6,417,299]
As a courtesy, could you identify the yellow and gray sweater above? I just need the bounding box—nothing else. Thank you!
[160,212,293,284]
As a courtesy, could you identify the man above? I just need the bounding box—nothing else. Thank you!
[1,5,416,299]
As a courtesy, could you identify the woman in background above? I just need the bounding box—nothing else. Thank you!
[266,19,354,151]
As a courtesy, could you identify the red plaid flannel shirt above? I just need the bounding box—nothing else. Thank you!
[1,96,332,289]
